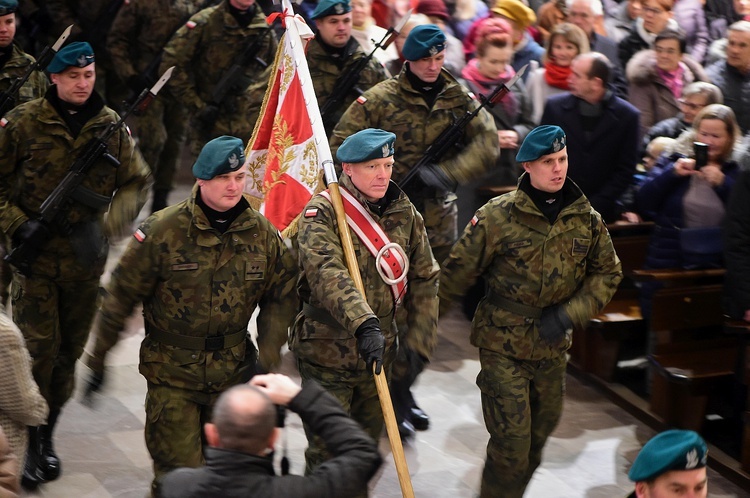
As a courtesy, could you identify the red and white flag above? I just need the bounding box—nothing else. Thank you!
[244,5,332,234]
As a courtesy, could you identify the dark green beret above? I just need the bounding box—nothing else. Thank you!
[0,0,17,16]
[47,42,95,74]
[402,24,447,61]
[337,128,396,163]
[629,430,708,482]
[193,136,246,180]
[311,0,351,20]
[516,125,567,162]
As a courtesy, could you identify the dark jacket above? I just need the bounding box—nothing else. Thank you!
[636,155,739,269]
[158,381,383,498]
[705,60,750,134]
[540,91,641,222]
[641,116,689,154]
[723,170,750,319]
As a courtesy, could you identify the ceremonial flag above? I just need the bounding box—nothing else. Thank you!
[244,5,333,234]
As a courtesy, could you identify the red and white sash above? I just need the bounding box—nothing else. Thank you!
[319,188,408,305]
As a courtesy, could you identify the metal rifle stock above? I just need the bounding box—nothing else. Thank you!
[398,64,528,189]
[318,11,411,131]
[0,25,73,118]
[4,67,175,277]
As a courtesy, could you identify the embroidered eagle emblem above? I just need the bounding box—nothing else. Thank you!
[228,153,240,169]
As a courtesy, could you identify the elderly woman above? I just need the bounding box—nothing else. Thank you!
[637,104,741,275]
[526,23,590,123]
[626,28,709,139]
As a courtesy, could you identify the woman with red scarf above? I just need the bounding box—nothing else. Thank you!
[526,22,590,123]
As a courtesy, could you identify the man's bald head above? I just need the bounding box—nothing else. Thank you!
[210,384,277,455]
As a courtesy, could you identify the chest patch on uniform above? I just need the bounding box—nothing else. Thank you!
[172,262,199,271]
[356,96,367,104]
[305,208,318,218]
[246,259,266,281]
[572,238,591,256]
[505,239,532,250]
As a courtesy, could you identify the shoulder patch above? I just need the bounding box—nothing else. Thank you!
[304,208,318,218]
[133,228,146,243]
[467,92,477,101]
[356,96,367,105]
[0,118,8,128]
[470,215,479,226]
[125,124,131,137]
[186,20,197,29]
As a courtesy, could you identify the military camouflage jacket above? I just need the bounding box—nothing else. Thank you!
[0,43,48,111]
[293,174,439,370]
[330,67,498,249]
[439,175,623,360]
[0,91,151,279]
[307,37,388,135]
[160,1,277,114]
[107,0,207,82]
[87,185,298,392]
[46,0,117,43]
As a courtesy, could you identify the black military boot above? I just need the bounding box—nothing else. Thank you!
[151,189,170,214]
[21,426,46,490]
[39,411,61,481]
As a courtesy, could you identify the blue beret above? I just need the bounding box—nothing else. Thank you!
[515,125,567,162]
[0,0,17,16]
[337,129,396,163]
[193,136,246,180]
[402,24,447,61]
[48,42,95,74]
[629,430,708,482]
[311,0,351,20]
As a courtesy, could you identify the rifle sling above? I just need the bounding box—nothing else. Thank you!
[71,185,112,210]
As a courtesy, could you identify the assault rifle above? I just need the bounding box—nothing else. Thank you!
[4,66,175,277]
[193,29,272,132]
[398,64,528,189]
[319,12,410,132]
[0,25,73,118]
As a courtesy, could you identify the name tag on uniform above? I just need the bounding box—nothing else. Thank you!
[505,239,532,250]
[572,238,591,256]
[172,262,199,271]
[246,258,266,281]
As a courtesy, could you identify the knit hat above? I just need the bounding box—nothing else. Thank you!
[416,0,450,22]
[492,0,537,31]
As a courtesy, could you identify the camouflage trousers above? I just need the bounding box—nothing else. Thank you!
[145,383,220,496]
[11,272,100,412]
[297,360,389,498]
[477,349,566,498]
[136,96,189,193]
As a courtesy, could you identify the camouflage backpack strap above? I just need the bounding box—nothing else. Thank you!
[318,188,408,305]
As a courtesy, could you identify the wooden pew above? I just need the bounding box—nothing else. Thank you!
[570,222,652,381]
[646,276,737,431]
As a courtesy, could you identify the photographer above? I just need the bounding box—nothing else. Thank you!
[158,374,383,498]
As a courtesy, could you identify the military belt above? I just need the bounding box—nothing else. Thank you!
[486,289,543,319]
[145,323,247,351]
[302,302,393,333]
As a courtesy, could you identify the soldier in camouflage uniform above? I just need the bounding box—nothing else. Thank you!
[83,136,298,495]
[331,23,497,437]
[439,125,622,498]
[292,129,439,496]
[0,42,151,489]
[160,0,277,159]
[0,0,50,306]
[108,0,215,213]
[307,0,388,136]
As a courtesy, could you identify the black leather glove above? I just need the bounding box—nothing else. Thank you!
[194,104,220,130]
[538,305,573,344]
[355,318,385,375]
[11,220,50,250]
[81,369,104,408]
[417,164,454,191]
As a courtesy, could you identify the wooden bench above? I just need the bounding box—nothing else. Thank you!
[647,281,736,431]
[570,222,652,380]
